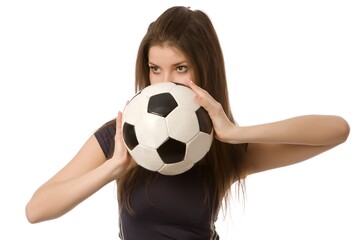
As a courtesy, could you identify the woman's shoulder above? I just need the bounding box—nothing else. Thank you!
[94,118,116,159]
[94,118,116,140]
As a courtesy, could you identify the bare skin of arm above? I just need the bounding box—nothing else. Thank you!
[189,80,350,176]
[26,80,350,223]
[25,112,134,223]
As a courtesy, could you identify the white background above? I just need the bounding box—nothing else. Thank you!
[1,0,359,239]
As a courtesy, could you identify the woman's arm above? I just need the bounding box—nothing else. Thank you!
[232,115,350,174]
[25,112,133,223]
[188,81,350,175]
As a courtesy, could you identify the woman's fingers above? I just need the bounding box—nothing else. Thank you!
[115,112,123,144]
[114,111,137,169]
[189,81,209,107]
[188,80,222,118]
[114,111,128,158]
[188,80,234,141]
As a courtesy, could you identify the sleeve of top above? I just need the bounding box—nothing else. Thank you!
[94,120,116,159]
[244,143,249,152]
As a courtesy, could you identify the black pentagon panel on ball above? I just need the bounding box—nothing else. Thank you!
[196,107,213,134]
[148,93,178,117]
[157,138,186,164]
[122,122,139,150]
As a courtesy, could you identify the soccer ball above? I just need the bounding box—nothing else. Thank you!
[122,82,213,176]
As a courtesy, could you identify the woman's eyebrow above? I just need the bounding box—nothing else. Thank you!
[148,61,188,67]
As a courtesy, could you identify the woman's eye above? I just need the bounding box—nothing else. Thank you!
[150,66,160,73]
[177,66,188,73]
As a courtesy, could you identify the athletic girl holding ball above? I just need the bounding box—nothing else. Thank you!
[25,6,350,239]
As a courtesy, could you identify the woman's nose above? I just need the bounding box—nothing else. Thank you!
[161,72,172,83]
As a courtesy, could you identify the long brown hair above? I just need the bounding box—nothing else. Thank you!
[117,6,247,215]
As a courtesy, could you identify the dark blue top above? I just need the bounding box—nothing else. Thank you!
[95,121,220,240]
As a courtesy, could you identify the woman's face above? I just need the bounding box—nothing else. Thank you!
[148,45,195,86]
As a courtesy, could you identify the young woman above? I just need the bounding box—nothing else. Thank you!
[25,6,350,239]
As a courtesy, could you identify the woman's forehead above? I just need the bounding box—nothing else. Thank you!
[148,45,189,64]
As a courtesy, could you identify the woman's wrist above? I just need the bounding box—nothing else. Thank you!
[104,158,126,180]
[216,124,245,144]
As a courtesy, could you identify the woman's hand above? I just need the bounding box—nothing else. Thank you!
[25,111,136,223]
[188,80,237,143]
[110,111,137,177]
